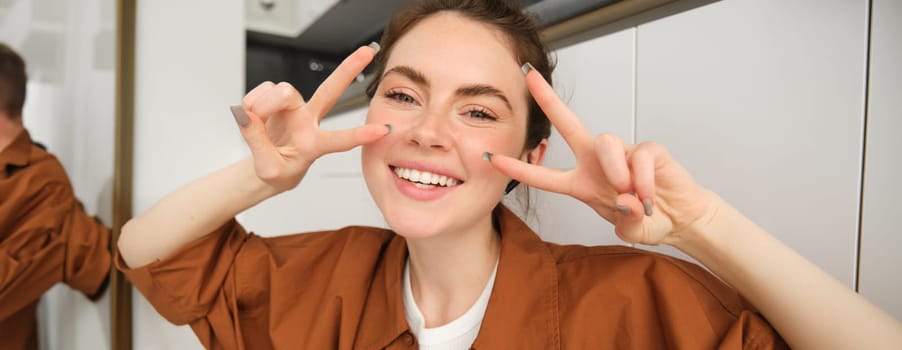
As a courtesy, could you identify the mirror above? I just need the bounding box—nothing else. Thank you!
[0,0,124,348]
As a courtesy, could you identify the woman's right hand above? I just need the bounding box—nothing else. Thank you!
[231,44,390,192]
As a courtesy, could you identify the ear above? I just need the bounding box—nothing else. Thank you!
[521,138,548,165]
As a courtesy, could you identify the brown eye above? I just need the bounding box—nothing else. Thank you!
[466,108,497,121]
[385,91,416,104]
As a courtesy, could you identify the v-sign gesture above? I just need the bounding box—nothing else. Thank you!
[486,64,714,246]
[119,43,391,268]
[231,43,391,192]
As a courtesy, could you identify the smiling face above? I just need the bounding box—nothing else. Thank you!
[362,12,541,239]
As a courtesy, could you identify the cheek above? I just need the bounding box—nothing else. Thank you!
[365,103,419,134]
[362,106,400,161]
[456,123,524,157]
[361,136,391,171]
[455,129,522,179]
[364,103,388,124]
[361,112,389,176]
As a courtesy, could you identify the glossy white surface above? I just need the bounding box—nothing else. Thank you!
[634,0,868,288]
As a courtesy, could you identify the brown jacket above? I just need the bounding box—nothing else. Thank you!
[119,205,787,349]
[0,130,111,350]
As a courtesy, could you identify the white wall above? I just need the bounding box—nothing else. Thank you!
[131,1,244,349]
[635,0,868,287]
[858,0,902,320]
[1,0,115,349]
[531,0,872,292]
[543,0,902,319]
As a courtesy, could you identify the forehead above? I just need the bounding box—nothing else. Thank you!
[384,12,525,95]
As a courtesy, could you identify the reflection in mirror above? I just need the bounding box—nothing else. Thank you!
[0,0,116,349]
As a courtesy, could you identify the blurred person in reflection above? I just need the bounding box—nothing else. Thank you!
[0,43,111,350]
[117,1,901,349]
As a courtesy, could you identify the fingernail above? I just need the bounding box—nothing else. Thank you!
[615,204,631,216]
[643,198,654,216]
[482,151,493,161]
[520,62,535,75]
[384,124,392,134]
[367,42,381,53]
[230,105,249,127]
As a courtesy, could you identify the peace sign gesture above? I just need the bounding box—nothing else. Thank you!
[487,65,715,246]
[230,44,390,192]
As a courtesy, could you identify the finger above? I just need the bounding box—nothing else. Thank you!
[630,144,656,216]
[247,82,305,120]
[485,152,571,195]
[523,65,593,150]
[612,192,645,243]
[242,81,276,109]
[230,106,282,166]
[307,43,380,119]
[594,133,632,193]
[317,123,392,154]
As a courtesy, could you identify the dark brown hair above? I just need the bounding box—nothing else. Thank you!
[365,0,554,152]
[0,43,26,119]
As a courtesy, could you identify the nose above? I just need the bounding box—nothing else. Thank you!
[407,108,451,150]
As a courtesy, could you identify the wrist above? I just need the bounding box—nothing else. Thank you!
[665,189,728,254]
[235,157,284,203]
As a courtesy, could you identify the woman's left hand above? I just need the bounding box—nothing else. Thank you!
[487,66,716,246]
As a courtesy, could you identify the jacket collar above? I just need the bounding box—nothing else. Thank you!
[471,205,560,349]
[0,129,32,178]
[353,233,411,349]
[355,205,560,349]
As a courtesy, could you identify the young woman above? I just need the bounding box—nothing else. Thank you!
[117,1,902,349]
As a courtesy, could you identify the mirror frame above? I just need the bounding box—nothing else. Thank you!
[112,0,135,349]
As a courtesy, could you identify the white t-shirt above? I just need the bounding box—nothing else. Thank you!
[402,259,498,350]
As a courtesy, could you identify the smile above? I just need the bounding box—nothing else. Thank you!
[392,166,461,189]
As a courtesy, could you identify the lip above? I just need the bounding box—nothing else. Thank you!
[388,160,463,201]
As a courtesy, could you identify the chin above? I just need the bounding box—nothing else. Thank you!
[377,204,448,238]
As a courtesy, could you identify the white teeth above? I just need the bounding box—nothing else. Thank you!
[393,167,460,187]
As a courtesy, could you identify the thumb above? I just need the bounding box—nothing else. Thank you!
[318,123,392,154]
[612,192,649,244]
[230,105,281,166]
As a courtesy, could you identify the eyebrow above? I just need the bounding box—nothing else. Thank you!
[455,85,513,113]
[383,65,514,113]
[383,66,430,87]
